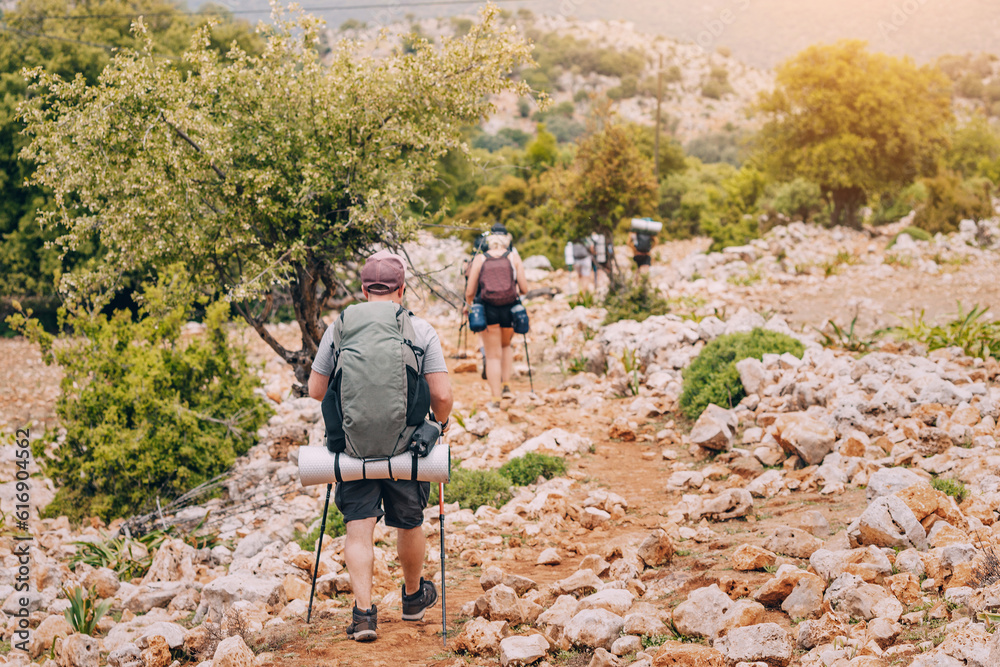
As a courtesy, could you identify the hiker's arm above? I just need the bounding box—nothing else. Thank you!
[308,371,329,401]
[426,372,453,428]
[512,251,528,295]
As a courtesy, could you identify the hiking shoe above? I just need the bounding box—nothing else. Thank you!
[346,604,378,642]
[481,350,487,380]
[502,384,513,398]
[401,578,438,621]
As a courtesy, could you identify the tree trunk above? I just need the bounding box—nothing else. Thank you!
[830,187,866,229]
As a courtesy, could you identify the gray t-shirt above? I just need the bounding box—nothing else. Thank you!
[311,311,448,377]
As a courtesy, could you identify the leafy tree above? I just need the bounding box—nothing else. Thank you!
[20,5,534,384]
[946,115,1000,179]
[8,265,271,521]
[565,119,658,250]
[756,41,953,228]
[764,178,825,222]
[525,123,559,172]
[0,0,262,306]
[913,173,993,234]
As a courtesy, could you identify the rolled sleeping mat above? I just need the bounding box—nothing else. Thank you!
[630,218,664,235]
[298,443,451,486]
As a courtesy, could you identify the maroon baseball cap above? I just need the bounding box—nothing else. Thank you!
[361,250,406,294]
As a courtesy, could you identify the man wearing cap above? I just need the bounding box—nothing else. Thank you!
[308,249,453,642]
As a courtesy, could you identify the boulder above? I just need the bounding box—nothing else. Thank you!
[201,573,286,622]
[554,570,603,596]
[498,635,549,667]
[690,406,734,452]
[82,567,120,598]
[106,644,143,667]
[563,609,625,650]
[578,589,634,616]
[135,622,188,649]
[736,359,766,395]
[31,615,73,659]
[753,566,812,607]
[481,584,525,624]
[674,584,763,640]
[454,617,509,656]
[764,526,823,559]
[588,647,621,667]
[59,634,99,667]
[611,635,642,657]
[700,489,753,521]
[797,612,851,650]
[910,626,993,667]
[846,495,928,550]
[652,642,726,666]
[121,582,186,613]
[637,529,675,567]
[780,574,825,619]
[732,544,777,571]
[211,635,255,667]
[623,612,667,637]
[139,635,171,667]
[866,468,926,501]
[713,623,793,667]
[772,413,836,465]
[580,507,612,530]
[537,548,562,565]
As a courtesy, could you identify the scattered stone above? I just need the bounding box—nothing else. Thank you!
[498,634,549,667]
[714,623,793,667]
[637,529,675,566]
[772,413,836,465]
[732,544,777,571]
[651,642,726,666]
[764,526,823,559]
[211,635,255,667]
[60,634,100,667]
[454,618,509,655]
[537,548,562,565]
[140,636,171,667]
[563,609,625,651]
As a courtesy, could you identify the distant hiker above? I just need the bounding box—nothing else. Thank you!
[464,226,528,407]
[570,238,594,294]
[308,249,453,643]
[629,229,656,274]
[590,232,613,290]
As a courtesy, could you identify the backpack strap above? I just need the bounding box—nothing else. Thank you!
[398,307,427,375]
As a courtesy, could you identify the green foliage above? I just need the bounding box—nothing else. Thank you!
[70,531,169,580]
[63,586,113,635]
[471,128,531,152]
[296,502,346,551]
[526,124,560,172]
[680,329,805,418]
[684,130,747,167]
[765,178,824,222]
[888,226,933,247]
[8,266,271,522]
[0,0,263,303]
[888,303,1000,359]
[498,452,567,486]
[19,6,534,383]
[931,477,969,503]
[756,41,953,227]
[568,291,595,309]
[946,116,1000,179]
[620,347,642,396]
[430,468,513,510]
[912,173,993,234]
[603,276,670,324]
[701,66,733,99]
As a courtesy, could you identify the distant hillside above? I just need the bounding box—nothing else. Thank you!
[208,0,1000,68]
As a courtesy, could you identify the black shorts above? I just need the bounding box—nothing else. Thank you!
[633,254,652,268]
[334,479,430,529]
[482,302,514,328]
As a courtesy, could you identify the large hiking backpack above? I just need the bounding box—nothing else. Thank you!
[634,232,653,254]
[478,249,519,306]
[321,302,431,458]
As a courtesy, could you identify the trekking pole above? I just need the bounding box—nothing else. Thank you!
[439,481,447,647]
[523,334,534,394]
[307,483,332,624]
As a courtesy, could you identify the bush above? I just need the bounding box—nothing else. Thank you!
[913,173,993,234]
[430,467,513,510]
[888,226,932,247]
[499,452,567,486]
[931,477,968,503]
[8,266,271,522]
[767,178,824,222]
[603,276,670,324]
[296,502,345,551]
[680,329,805,419]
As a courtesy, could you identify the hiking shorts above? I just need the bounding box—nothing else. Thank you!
[633,254,651,268]
[483,302,515,329]
[334,479,431,529]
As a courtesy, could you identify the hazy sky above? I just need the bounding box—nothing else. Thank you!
[205,0,1000,67]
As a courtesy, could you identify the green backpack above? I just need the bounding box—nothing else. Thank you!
[320,302,431,458]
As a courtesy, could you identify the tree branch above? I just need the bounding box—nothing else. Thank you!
[159,112,227,183]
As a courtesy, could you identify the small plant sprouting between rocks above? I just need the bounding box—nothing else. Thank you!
[63,586,112,635]
[888,303,1000,360]
[70,531,169,580]
[931,477,968,504]
[621,347,642,396]
[971,534,1000,589]
[816,315,883,353]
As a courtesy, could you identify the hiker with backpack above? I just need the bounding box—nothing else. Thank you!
[307,249,453,643]
[629,229,657,275]
[463,226,528,407]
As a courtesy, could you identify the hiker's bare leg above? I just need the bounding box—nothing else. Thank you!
[500,327,515,385]
[345,517,376,610]
[483,324,503,398]
[397,526,426,596]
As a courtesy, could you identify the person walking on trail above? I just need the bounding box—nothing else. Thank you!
[464,226,528,407]
[570,238,594,294]
[629,229,656,275]
[307,249,453,643]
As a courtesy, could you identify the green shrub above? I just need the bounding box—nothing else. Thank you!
[296,502,346,551]
[70,530,168,579]
[767,178,824,222]
[888,226,933,247]
[499,452,567,486]
[603,276,670,324]
[8,265,271,522]
[680,329,805,418]
[430,467,513,509]
[913,173,993,234]
[932,477,968,504]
